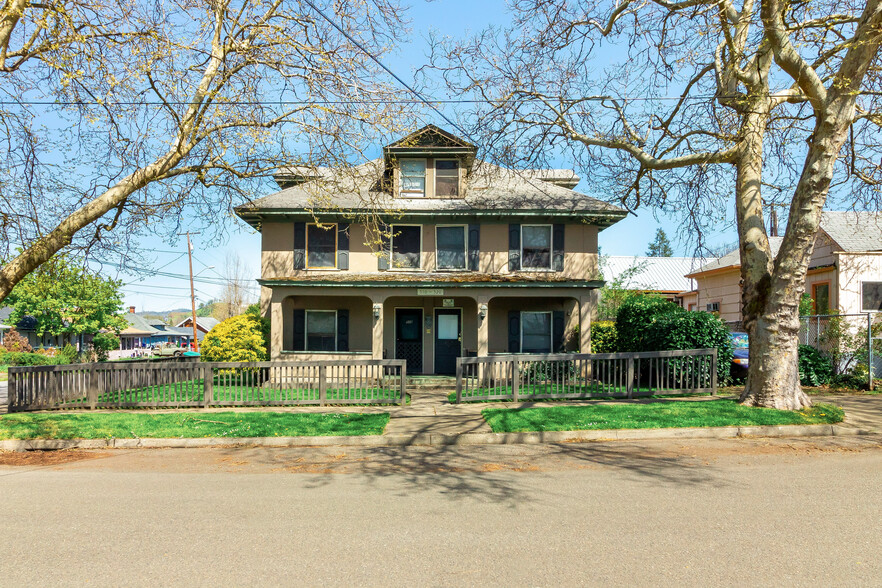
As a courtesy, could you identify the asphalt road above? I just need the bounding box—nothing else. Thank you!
[2,436,881,586]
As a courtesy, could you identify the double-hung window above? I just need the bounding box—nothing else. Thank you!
[400,159,426,197]
[521,311,552,353]
[305,310,337,351]
[306,223,337,268]
[435,160,459,197]
[862,282,882,312]
[812,282,830,314]
[436,225,466,270]
[392,225,421,269]
[522,225,552,270]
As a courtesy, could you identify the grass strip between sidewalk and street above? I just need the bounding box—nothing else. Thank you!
[481,400,844,433]
[0,411,390,440]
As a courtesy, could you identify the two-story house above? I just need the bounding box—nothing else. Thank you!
[235,126,626,374]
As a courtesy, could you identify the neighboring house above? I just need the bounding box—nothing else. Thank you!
[174,316,220,341]
[235,125,627,374]
[682,211,882,322]
[602,256,716,306]
[0,306,81,349]
[118,310,192,352]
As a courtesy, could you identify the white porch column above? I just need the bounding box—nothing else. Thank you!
[579,292,598,353]
[270,292,284,361]
[370,294,386,360]
[476,295,490,357]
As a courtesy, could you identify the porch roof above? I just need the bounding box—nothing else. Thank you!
[259,273,604,289]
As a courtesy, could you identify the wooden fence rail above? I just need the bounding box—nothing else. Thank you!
[7,359,407,412]
[455,349,717,403]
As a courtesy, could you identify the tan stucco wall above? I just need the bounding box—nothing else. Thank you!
[260,221,599,280]
[277,295,373,359]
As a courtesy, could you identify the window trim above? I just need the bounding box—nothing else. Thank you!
[520,311,553,354]
[305,309,337,352]
[390,224,422,271]
[435,224,468,271]
[399,158,427,198]
[305,223,338,269]
[861,281,882,313]
[812,281,831,314]
[706,301,721,315]
[434,158,460,198]
[520,224,553,271]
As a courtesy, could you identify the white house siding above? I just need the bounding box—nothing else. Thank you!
[838,253,882,315]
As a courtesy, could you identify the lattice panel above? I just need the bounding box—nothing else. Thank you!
[396,341,422,373]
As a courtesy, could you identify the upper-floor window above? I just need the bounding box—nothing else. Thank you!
[522,225,552,270]
[436,225,466,270]
[435,159,459,197]
[400,159,426,197]
[307,223,337,268]
[862,282,882,312]
[392,225,421,269]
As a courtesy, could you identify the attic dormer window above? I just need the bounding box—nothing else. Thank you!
[435,159,459,197]
[400,159,426,197]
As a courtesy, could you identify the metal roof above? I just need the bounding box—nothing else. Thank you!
[603,256,717,292]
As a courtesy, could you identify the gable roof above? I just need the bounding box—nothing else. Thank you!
[688,237,785,276]
[175,316,219,331]
[603,256,716,292]
[819,211,882,252]
[384,125,475,151]
[119,313,163,336]
[236,159,626,226]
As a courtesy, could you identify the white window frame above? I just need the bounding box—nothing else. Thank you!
[306,223,338,269]
[521,224,553,270]
[861,281,882,312]
[305,310,337,352]
[706,301,720,314]
[399,158,427,198]
[390,224,422,271]
[435,224,467,271]
[521,311,553,354]
[434,158,460,197]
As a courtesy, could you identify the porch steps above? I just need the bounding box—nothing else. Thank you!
[406,376,457,390]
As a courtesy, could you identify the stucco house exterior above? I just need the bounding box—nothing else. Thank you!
[235,126,627,374]
[681,211,882,322]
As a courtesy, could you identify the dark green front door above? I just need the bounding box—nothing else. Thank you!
[434,309,461,375]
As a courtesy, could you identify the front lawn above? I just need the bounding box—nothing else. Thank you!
[0,411,390,440]
[481,400,844,433]
[449,384,711,403]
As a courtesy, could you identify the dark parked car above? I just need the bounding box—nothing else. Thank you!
[730,332,749,380]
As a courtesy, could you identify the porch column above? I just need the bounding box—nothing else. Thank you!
[270,293,284,361]
[579,292,598,353]
[476,295,490,357]
[370,294,386,360]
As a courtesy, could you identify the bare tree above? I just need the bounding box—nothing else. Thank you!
[431,0,882,409]
[215,252,254,320]
[0,0,414,300]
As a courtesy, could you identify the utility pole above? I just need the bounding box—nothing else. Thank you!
[186,232,199,352]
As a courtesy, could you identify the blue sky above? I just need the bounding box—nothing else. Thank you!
[119,0,738,313]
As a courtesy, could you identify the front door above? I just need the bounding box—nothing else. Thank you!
[434,309,462,375]
[395,309,423,373]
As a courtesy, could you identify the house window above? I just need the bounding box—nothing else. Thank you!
[706,301,720,315]
[436,225,466,270]
[522,225,552,270]
[521,311,552,353]
[400,159,426,197]
[435,159,459,197]
[307,223,337,268]
[862,282,882,312]
[812,282,830,314]
[392,225,421,269]
[305,310,337,351]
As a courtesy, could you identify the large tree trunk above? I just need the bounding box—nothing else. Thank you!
[742,311,810,409]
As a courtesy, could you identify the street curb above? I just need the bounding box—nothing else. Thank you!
[0,423,875,452]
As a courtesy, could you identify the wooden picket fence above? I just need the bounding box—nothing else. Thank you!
[7,359,407,412]
[455,348,717,403]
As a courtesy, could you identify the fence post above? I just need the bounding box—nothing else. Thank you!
[455,358,463,404]
[868,313,874,392]
[710,348,718,395]
[203,364,213,408]
[626,356,634,399]
[319,365,327,406]
[7,368,16,412]
[399,361,407,407]
[511,359,520,402]
[88,364,98,410]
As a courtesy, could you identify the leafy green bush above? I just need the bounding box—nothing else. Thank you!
[200,313,268,363]
[246,303,270,354]
[55,344,79,365]
[615,295,681,352]
[798,345,833,386]
[1,351,53,366]
[590,321,617,353]
[91,332,120,362]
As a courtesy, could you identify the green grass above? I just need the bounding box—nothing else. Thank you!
[481,400,844,433]
[0,411,390,440]
[450,383,711,403]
